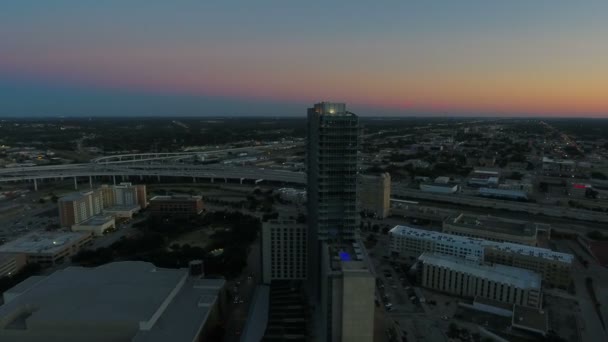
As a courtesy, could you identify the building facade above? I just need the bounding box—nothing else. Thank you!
[320,242,375,342]
[418,253,542,308]
[358,173,391,219]
[261,219,307,284]
[149,195,204,216]
[389,225,572,288]
[307,102,359,241]
[58,190,104,227]
[0,253,27,278]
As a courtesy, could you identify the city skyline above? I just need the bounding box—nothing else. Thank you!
[1,1,608,117]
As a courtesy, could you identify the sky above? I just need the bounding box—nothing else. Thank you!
[1,1,607,117]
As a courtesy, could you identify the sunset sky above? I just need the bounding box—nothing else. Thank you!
[1,1,607,117]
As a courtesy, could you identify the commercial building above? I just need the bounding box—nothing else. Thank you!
[542,157,575,175]
[0,262,225,342]
[0,253,27,278]
[320,242,375,342]
[71,215,116,236]
[0,231,92,267]
[149,195,204,216]
[58,190,103,227]
[261,219,307,284]
[498,179,533,194]
[478,187,528,201]
[417,253,542,308]
[358,173,391,218]
[442,214,542,246]
[468,170,500,187]
[389,225,572,288]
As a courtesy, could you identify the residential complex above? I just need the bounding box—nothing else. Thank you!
[358,172,391,219]
[148,195,204,216]
[0,262,225,342]
[320,241,375,342]
[261,219,307,284]
[389,225,573,288]
[442,213,545,246]
[417,253,542,308]
[58,190,103,227]
[0,231,92,267]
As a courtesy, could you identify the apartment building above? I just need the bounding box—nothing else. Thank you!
[418,253,542,308]
[358,173,391,219]
[261,219,307,284]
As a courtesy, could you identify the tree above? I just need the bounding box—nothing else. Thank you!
[591,171,607,180]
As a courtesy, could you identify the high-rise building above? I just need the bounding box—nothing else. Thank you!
[261,219,307,284]
[358,173,391,219]
[307,102,373,342]
[307,102,359,242]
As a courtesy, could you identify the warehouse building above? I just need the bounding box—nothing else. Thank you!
[0,231,92,267]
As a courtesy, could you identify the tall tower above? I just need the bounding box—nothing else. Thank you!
[307,102,360,306]
[307,102,359,242]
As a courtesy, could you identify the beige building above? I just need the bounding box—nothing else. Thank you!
[320,241,375,342]
[58,190,104,227]
[389,225,573,289]
[442,214,544,246]
[358,173,391,218]
[261,219,307,284]
[418,253,542,308]
[0,253,27,278]
[0,232,93,267]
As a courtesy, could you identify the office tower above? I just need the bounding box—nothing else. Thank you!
[358,172,391,219]
[307,102,359,242]
[261,219,307,284]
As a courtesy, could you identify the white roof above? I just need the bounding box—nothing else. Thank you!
[0,231,90,255]
[419,252,541,290]
[390,225,573,264]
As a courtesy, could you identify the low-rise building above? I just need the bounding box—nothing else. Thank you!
[417,253,542,308]
[0,262,225,342]
[0,231,93,267]
[358,173,391,218]
[261,219,307,284]
[0,253,27,278]
[468,170,500,187]
[71,215,116,236]
[420,182,459,194]
[149,195,204,217]
[389,225,572,288]
[442,214,542,246]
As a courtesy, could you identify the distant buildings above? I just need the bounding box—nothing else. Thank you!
[442,213,544,246]
[261,219,307,284]
[0,231,92,267]
[468,170,500,187]
[148,195,204,217]
[358,173,391,219]
[0,262,225,342]
[417,253,542,308]
[58,182,146,235]
[420,179,459,194]
[542,157,576,175]
[389,225,573,288]
[320,241,375,342]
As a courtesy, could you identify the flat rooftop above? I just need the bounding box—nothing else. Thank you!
[423,182,459,188]
[512,305,548,334]
[390,225,573,264]
[327,241,371,272]
[447,214,539,237]
[0,231,90,255]
[58,191,93,202]
[78,215,114,226]
[0,262,224,342]
[419,253,541,290]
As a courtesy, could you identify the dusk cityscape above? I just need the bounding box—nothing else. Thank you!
[1,1,608,342]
